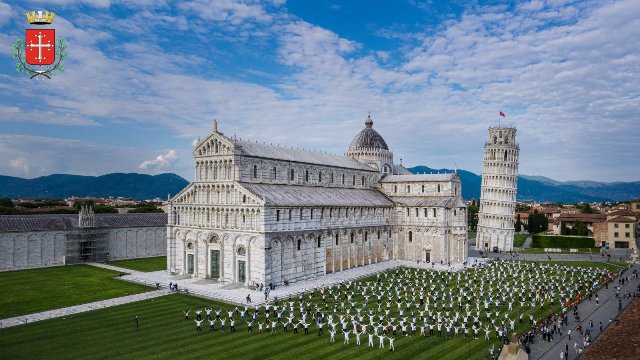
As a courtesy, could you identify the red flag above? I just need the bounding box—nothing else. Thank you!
[499,111,505,117]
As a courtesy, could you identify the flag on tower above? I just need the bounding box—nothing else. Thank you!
[499,111,505,117]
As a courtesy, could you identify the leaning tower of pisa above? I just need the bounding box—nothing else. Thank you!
[475,126,519,251]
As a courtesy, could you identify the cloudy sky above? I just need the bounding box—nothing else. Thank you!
[0,0,638,182]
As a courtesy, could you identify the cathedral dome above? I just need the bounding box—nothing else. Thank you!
[348,115,389,151]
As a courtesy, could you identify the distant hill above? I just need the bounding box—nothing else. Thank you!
[0,173,189,200]
[408,166,639,203]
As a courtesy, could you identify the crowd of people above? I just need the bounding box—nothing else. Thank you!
[177,260,619,358]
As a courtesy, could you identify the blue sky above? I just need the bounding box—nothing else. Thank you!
[0,0,638,182]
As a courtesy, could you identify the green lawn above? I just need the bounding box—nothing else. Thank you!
[512,234,528,247]
[518,247,599,254]
[0,265,152,319]
[0,261,618,360]
[532,261,628,272]
[109,256,167,272]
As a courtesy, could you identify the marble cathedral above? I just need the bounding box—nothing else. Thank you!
[167,116,467,286]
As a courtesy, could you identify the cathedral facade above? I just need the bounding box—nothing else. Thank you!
[167,117,467,286]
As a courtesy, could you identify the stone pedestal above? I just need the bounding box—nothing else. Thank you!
[498,333,528,360]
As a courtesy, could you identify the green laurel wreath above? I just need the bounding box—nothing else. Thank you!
[11,37,67,79]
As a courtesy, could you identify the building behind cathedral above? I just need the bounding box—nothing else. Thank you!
[167,116,468,286]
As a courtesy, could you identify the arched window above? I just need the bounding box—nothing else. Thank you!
[415,208,418,217]
[237,246,246,256]
[297,239,301,251]
[383,164,390,174]
[364,232,368,242]
[408,231,413,242]
[187,242,194,249]
[272,167,277,180]
[342,174,345,185]
[299,209,303,220]
[377,230,381,239]
[361,176,365,186]
[407,185,410,193]
[335,234,339,245]
[242,195,246,203]
[394,185,397,193]
[352,175,356,185]
[317,235,321,248]
[318,171,322,182]
[504,151,508,161]
[242,214,246,223]
[433,208,436,217]
[350,233,354,243]
[437,184,440,192]
[290,169,295,181]
[253,165,258,178]
[305,170,309,182]
[493,136,497,144]
[422,184,425,193]
[331,173,334,183]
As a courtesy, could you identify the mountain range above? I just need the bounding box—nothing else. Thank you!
[408,166,640,203]
[0,169,638,203]
[0,173,189,200]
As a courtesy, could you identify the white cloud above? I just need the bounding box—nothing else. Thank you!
[178,0,272,25]
[0,2,11,27]
[0,135,169,178]
[10,157,29,175]
[139,150,178,171]
[0,0,638,183]
[29,0,113,8]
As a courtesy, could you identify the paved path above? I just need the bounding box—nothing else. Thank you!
[523,235,533,248]
[529,264,639,360]
[117,258,487,307]
[0,289,168,329]
[88,262,143,274]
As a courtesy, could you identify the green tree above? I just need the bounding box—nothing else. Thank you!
[73,201,117,214]
[0,198,15,208]
[515,214,523,232]
[467,204,479,231]
[576,203,596,214]
[571,221,589,236]
[128,203,163,213]
[527,210,548,234]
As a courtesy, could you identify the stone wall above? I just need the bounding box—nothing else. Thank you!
[0,226,166,271]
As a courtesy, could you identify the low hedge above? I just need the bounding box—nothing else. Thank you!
[531,234,594,248]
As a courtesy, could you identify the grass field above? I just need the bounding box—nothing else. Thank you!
[109,256,167,272]
[512,234,528,247]
[0,260,620,360]
[0,265,152,319]
[518,247,599,254]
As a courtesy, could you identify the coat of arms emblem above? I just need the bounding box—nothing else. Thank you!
[11,10,67,79]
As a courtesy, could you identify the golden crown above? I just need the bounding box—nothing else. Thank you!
[26,10,55,25]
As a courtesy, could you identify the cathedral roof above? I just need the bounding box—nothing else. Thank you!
[240,183,394,207]
[388,196,466,208]
[348,115,389,151]
[234,139,374,172]
[0,213,167,233]
[380,173,458,182]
